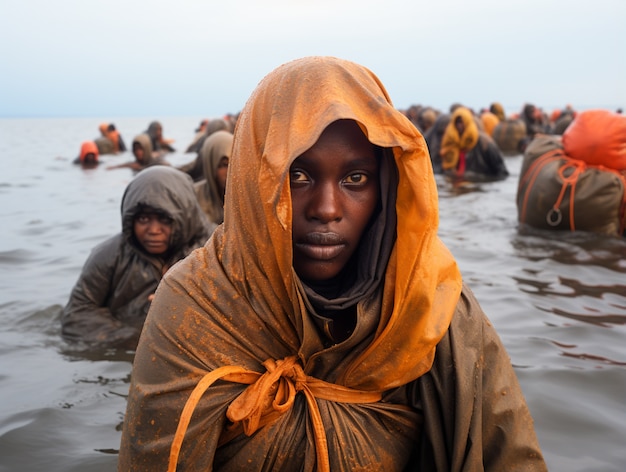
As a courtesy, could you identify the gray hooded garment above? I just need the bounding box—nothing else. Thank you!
[61,166,215,350]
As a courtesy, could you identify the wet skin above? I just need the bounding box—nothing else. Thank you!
[290,119,379,283]
[216,156,229,197]
[133,212,173,255]
[132,143,145,164]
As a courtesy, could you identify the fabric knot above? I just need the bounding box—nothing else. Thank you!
[226,356,302,435]
[168,356,383,472]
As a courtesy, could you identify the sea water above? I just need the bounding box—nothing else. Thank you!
[0,117,625,471]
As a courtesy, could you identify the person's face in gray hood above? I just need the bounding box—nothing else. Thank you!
[133,210,173,255]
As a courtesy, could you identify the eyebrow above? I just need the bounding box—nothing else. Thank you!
[292,154,378,168]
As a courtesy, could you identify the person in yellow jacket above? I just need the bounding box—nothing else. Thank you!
[119,56,546,471]
[439,106,510,181]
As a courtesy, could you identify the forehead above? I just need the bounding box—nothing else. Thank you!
[134,208,169,218]
[294,120,374,160]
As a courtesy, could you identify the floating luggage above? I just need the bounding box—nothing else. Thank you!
[517,135,626,236]
[492,119,527,155]
[562,109,626,170]
[95,136,115,155]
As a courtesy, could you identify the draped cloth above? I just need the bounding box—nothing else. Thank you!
[119,57,545,471]
[193,130,233,225]
[79,141,99,163]
[440,107,479,172]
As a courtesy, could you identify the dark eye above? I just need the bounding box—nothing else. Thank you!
[289,169,309,183]
[136,214,149,224]
[344,172,368,185]
[158,216,173,225]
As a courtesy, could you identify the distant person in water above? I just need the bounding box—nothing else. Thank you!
[107,134,169,171]
[72,141,100,168]
[105,123,127,153]
[438,106,509,181]
[119,55,546,471]
[61,166,215,350]
[193,130,233,225]
[95,123,127,155]
[146,121,176,153]
[181,117,233,170]
[183,119,210,153]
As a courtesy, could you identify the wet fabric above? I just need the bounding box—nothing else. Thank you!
[78,140,99,163]
[481,110,500,136]
[424,113,451,173]
[517,134,626,235]
[193,130,233,225]
[119,56,546,471]
[490,102,506,122]
[95,136,115,155]
[492,118,528,154]
[146,121,176,152]
[562,109,626,170]
[107,129,124,153]
[184,118,232,156]
[132,133,166,168]
[61,167,214,349]
[520,104,550,138]
[97,122,125,153]
[462,134,510,181]
[440,107,479,172]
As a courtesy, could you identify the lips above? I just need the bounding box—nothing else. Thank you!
[295,232,346,261]
[143,240,167,249]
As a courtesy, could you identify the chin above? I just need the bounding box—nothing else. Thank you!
[296,265,342,284]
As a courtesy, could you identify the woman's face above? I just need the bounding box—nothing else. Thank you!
[133,142,145,162]
[133,211,172,255]
[454,116,466,136]
[215,156,229,197]
[290,120,379,283]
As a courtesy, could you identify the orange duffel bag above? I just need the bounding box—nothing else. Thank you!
[517,135,626,236]
[562,109,626,170]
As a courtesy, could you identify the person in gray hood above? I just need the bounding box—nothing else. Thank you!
[61,166,216,350]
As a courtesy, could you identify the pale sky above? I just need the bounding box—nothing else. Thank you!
[1,0,624,118]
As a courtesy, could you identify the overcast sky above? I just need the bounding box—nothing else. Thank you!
[1,0,624,118]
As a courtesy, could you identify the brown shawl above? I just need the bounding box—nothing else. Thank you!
[119,57,544,471]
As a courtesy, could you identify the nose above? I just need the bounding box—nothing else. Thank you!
[146,219,164,234]
[307,182,342,223]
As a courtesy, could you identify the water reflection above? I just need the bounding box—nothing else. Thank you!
[512,226,626,271]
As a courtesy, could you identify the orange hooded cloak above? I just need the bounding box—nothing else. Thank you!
[119,57,545,471]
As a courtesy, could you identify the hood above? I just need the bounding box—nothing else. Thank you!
[146,121,162,139]
[79,141,99,163]
[440,106,479,170]
[196,130,233,224]
[131,133,156,166]
[121,166,211,261]
[200,130,233,183]
[205,118,230,136]
[219,56,462,390]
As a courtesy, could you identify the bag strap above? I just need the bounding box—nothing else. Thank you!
[520,149,626,234]
[518,149,564,225]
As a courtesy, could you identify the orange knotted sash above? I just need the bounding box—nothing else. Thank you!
[168,356,383,472]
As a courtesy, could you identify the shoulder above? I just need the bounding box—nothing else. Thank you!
[443,283,493,348]
[82,234,129,267]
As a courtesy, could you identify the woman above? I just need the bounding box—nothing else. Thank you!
[62,167,214,350]
[119,57,546,471]
[179,118,234,180]
[108,133,169,171]
[193,130,232,225]
[146,120,176,152]
[72,140,100,167]
[439,106,510,181]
